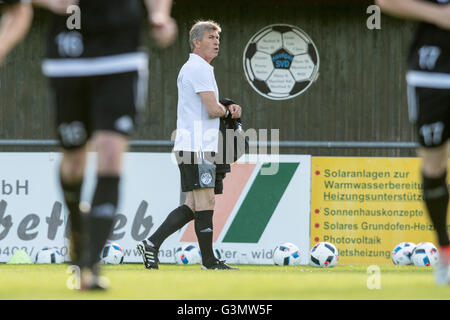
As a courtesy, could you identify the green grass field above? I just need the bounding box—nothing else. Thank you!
[0,263,449,300]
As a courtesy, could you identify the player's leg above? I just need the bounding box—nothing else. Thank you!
[144,192,195,251]
[59,146,88,267]
[419,145,450,285]
[411,83,450,285]
[191,155,237,270]
[80,71,143,289]
[77,131,125,290]
[419,144,449,248]
[137,153,197,269]
[184,191,196,212]
[419,144,450,246]
[51,76,90,267]
[81,130,125,270]
[192,187,236,270]
[192,187,217,266]
[150,192,196,250]
[137,192,195,269]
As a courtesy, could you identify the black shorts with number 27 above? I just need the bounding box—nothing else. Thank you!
[406,46,450,148]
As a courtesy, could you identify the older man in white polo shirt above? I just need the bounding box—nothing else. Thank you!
[137,20,242,270]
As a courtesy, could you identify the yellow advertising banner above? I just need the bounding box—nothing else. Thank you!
[311,157,450,265]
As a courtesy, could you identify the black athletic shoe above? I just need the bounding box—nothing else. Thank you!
[202,260,239,270]
[136,240,159,269]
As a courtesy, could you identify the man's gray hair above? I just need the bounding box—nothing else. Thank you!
[189,20,221,51]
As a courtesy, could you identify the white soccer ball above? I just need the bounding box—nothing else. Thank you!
[310,242,339,268]
[273,242,301,266]
[100,241,124,265]
[243,24,320,100]
[35,247,64,264]
[175,244,201,265]
[411,242,439,267]
[392,242,416,265]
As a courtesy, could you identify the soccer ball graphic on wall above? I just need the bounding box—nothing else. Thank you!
[243,24,320,100]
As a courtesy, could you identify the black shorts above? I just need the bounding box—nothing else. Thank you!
[406,71,450,148]
[175,151,229,195]
[49,70,146,150]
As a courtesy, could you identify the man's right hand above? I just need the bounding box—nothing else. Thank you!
[149,13,178,48]
[228,104,242,119]
[433,5,450,30]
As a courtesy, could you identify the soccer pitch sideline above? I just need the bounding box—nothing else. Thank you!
[0,264,449,300]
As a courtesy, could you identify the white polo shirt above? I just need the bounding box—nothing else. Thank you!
[173,53,220,152]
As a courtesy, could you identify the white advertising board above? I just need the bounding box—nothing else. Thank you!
[0,153,311,265]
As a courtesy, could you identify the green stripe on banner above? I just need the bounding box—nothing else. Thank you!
[222,162,299,243]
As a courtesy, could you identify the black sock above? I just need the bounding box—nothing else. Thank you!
[194,210,216,266]
[423,172,450,247]
[83,175,120,269]
[60,176,84,264]
[60,176,83,234]
[148,205,194,250]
